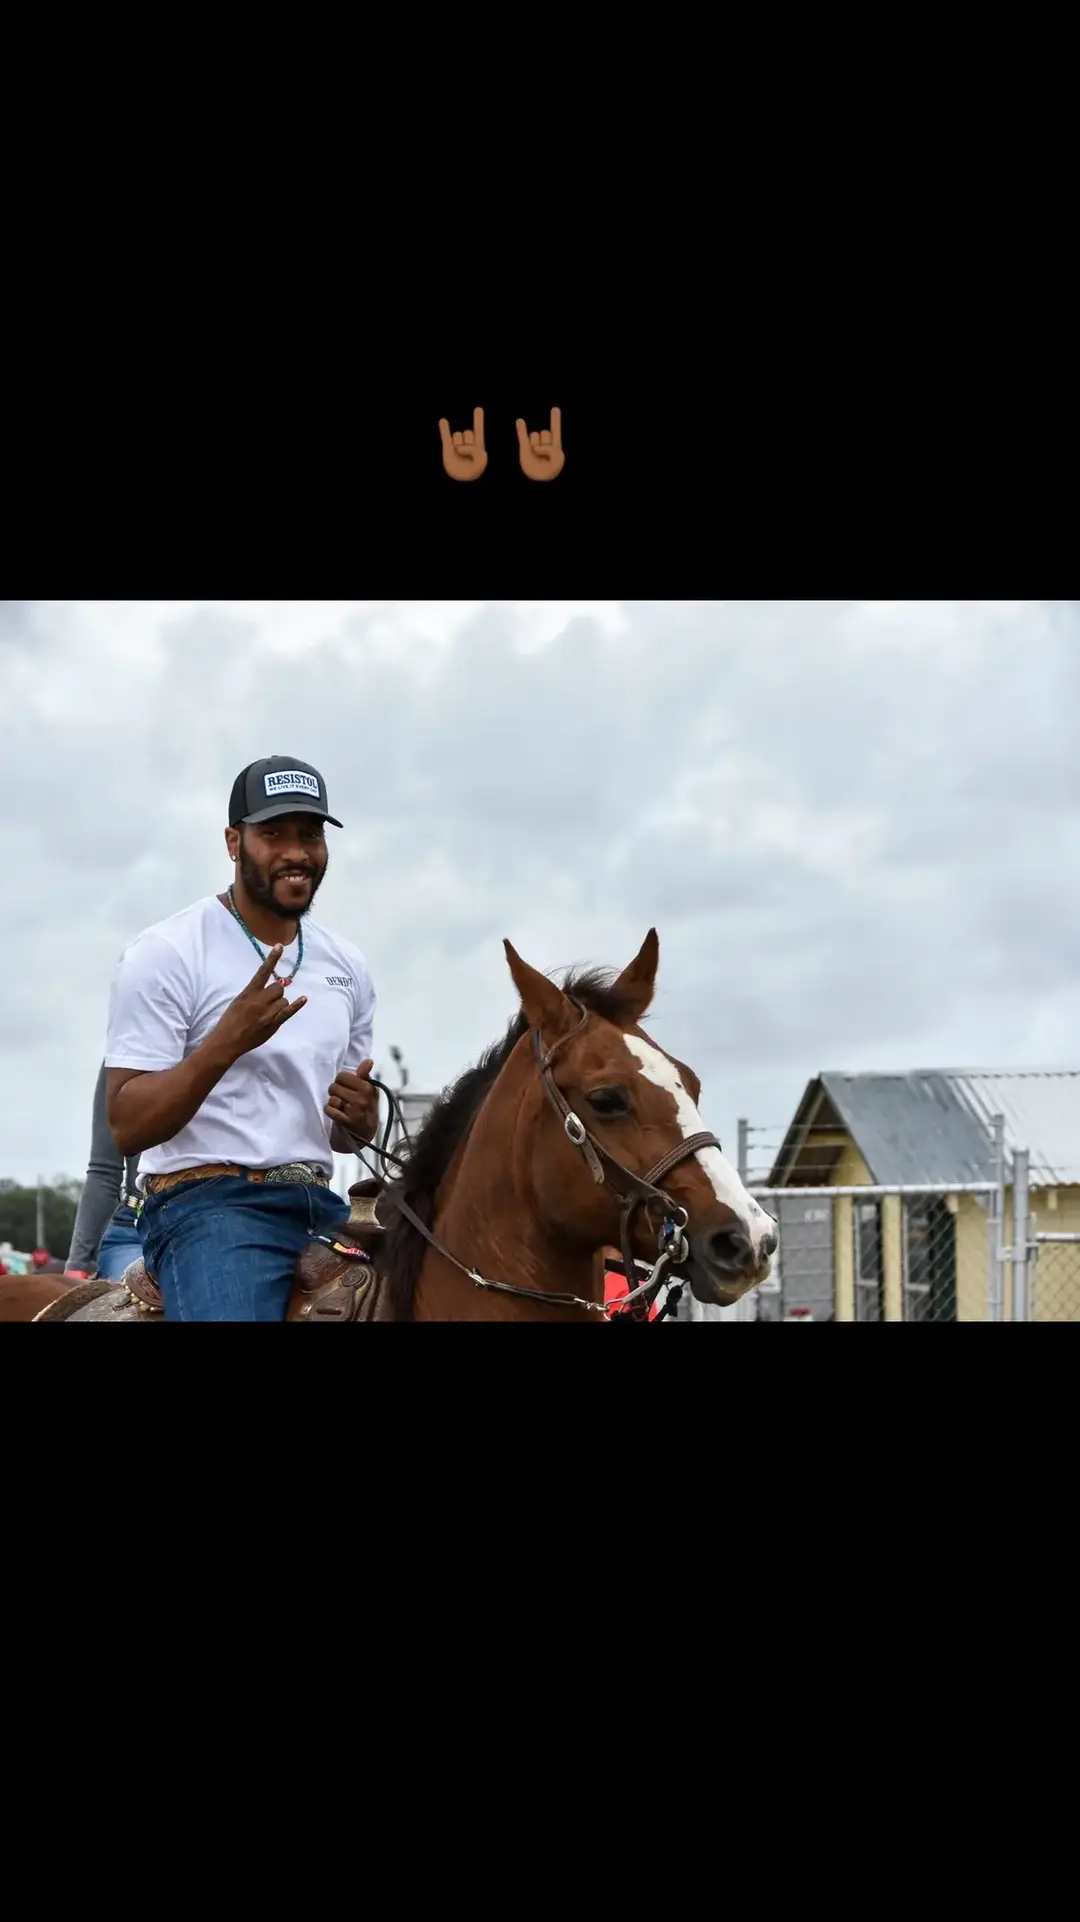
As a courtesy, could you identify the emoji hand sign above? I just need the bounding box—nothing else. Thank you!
[516,407,565,481]
[439,407,488,481]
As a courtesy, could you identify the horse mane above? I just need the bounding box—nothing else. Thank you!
[381,965,636,1317]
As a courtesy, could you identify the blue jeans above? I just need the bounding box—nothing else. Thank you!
[96,1204,145,1281]
[137,1176,350,1322]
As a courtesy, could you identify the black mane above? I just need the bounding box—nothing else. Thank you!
[381,966,633,1317]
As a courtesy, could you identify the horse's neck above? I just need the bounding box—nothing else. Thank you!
[413,1049,599,1320]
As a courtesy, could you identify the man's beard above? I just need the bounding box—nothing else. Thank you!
[238,846,326,921]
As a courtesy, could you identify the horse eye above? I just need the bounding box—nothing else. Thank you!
[587,1087,630,1116]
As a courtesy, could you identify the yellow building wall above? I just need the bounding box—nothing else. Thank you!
[1027,1186,1080,1322]
[831,1143,874,1187]
[956,1185,1080,1322]
[828,1143,872,1321]
[882,1195,903,1322]
[834,1197,854,1321]
[895,1183,1080,1323]
[1031,1188,1080,1229]
[954,1195,991,1323]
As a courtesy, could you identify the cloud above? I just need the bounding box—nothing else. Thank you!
[3,600,1078,1200]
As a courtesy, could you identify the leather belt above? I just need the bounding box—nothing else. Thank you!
[143,1162,330,1197]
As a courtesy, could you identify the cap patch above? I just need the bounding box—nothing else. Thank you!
[264,769,320,799]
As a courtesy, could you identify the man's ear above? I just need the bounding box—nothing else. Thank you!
[504,940,578,1040]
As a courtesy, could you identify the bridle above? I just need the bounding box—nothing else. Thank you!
[533,1000,724,1318]
[380,998,725,1321]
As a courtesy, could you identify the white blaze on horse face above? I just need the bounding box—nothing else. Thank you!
[623,1036,773,1254]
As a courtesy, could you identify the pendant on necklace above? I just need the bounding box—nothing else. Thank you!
[273,955,295,985]
[227,889,303,987]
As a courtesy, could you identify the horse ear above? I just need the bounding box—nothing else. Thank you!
[611,927,660,1024]
[504,940,577,1039]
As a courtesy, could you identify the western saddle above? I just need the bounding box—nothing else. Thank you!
[35,1179,393,1324]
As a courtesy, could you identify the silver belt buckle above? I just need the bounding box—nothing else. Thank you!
[265,1161,319,1185]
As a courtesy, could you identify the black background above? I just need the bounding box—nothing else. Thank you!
[8,304,1064,586]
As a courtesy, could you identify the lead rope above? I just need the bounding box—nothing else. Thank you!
[387,1189,611,1315]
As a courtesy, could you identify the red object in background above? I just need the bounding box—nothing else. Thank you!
[603,1253,660,1320]
[32,1248,50,1269]
[0,1261,8,1277]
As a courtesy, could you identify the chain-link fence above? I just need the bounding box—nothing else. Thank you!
[740,1183,997,1322]
[341,1093,1077,1323]
[732,1125,1080,1323]
[1029,1236,1080,1322]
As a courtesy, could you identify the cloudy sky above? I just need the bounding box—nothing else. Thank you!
[3,599,1078,1191]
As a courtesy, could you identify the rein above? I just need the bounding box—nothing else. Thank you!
[363,1073,612,1315]
[377,1000,723,1321]
[386,1189,617,1315]
[352,1076,412,1175]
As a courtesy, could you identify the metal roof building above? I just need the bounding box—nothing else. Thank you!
[768,1069,1080,1190]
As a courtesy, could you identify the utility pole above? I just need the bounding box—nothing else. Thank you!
[36,1174,45,1249]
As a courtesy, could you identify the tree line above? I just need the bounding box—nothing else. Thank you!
[0,1177,83,1256]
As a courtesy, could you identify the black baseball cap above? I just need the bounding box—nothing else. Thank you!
[228,756,343,829]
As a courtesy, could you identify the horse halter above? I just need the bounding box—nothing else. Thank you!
[532,998,723,1320]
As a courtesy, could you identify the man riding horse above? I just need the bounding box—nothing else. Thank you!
[103,755,380,1321]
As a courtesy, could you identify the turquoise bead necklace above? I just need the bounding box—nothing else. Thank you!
[226,884,304,986]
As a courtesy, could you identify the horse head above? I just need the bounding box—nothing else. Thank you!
[503,928,777,1308]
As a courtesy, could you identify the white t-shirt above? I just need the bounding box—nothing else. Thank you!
[104,894,376,1183]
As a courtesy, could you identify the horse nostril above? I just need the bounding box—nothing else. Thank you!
[762,1230,778,1259]
[707,1227,753,1270]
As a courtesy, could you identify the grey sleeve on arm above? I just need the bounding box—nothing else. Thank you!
[67,1063,125,1272]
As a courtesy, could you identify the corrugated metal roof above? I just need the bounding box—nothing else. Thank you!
[776,1069,1080,1188]
[818,1073,997,1186]
[943,1070,1080,1187]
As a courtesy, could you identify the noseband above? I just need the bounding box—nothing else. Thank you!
[387,998,723,1320]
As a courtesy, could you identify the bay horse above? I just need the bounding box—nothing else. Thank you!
[376,927,776,1319]
[0,1272,77,1322]
[31,929,777,1322]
